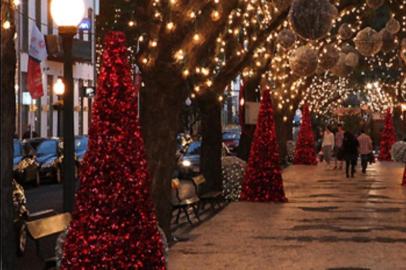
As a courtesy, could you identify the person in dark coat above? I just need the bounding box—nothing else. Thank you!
[342,131,359,178]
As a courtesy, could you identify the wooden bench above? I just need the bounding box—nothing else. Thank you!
[171,178,200,225]
[192,175,224,212]
[26,212,72,269]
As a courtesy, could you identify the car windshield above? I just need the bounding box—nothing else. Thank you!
[36,140,57,156]
[75,137,88,152]
[223,132,240,140]
[13,140,22,157]
[186,142,201,155]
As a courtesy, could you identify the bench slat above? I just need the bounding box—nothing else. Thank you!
[27,213,72,240]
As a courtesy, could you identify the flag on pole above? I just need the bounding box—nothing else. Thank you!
[27,25,48,99]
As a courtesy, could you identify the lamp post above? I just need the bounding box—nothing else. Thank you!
[51,0,85,212]
[53,78,65,137]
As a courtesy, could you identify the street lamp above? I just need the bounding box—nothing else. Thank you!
[53,79,65,137]
[51,0,85,212]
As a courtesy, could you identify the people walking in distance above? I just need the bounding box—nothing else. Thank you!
[334,124,345,170]
[358,129,373,174]
[342,131,359,178]
[322,127,335,168]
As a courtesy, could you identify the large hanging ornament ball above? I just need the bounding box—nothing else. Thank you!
[385,18,401,34]
[341,43,357,54]
[272,0,292,12]
[289,0,337,40]
[289,45,318,76]
[330,52,353,77]
[277,29,296,49]
[319,44,339,70]
[345,52,359,68]
[354,27,383,57]
[366,0,385,9]
[338,23,354,40]
[380,29,396,52]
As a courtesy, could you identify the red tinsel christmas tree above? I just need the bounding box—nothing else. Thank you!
[293,104,317,165]
[378,108,396,161]
[240,90,287,202]
[61,32,166,269]
[402,165,406,186]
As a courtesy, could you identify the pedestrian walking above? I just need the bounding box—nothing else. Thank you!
[358,130,373,174]
[322,127,335,168]
[342,131,359,178]
[334,124,345,170]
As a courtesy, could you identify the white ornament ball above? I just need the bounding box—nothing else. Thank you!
[289,0,337,40]
[367,0,385,9]
[289,45,318,77]
[277,29,296,49]
[354,27,383,57]
[386,18,401,34]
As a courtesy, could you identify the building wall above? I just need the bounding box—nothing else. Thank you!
[16,0,97,138]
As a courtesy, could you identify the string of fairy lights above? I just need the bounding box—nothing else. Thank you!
[4,0,406,120]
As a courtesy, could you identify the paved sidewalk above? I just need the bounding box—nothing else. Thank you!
[168,162,406,270]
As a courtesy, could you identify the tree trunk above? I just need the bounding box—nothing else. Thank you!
[237,78,261,161]
[237,125,255,161]
[1,2,17,268]
[140,77,186,239]
[274,110,293,165]
[199,92,223,192]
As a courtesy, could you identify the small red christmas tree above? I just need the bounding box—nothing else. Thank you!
[294,104,317,165]
[240,90,287,202]
[378,108,396,161]
[61,32,166,269]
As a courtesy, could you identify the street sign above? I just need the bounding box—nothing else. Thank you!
[81,86,96,98]
[79,18,92,31]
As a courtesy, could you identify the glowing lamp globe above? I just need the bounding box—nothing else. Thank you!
[53,79,65,96]
[51,0,85,28]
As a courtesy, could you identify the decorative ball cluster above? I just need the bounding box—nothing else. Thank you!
[386,18,401,34]
[331,52,353,77]
[354,27,383,57]
[380,30,396,53]
[222,156,246,201]
[289,45,318,76]
[345,52,359,68]
[277,29,296,49]
[289,0,337,40]
[366,0,385,9]
[272,0,292,12]
[319,44,339,70]
[339,23,354,41]
[391,141,406,163]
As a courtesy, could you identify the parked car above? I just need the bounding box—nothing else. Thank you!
[13,139,40,186]
[24,138,61,183]
[12,179,28,256]
[222,130,241,152]
[177,141,231,178]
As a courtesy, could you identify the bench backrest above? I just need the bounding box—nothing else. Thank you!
[27,212,72,240]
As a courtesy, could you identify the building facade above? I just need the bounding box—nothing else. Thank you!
[15,0,99,138]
